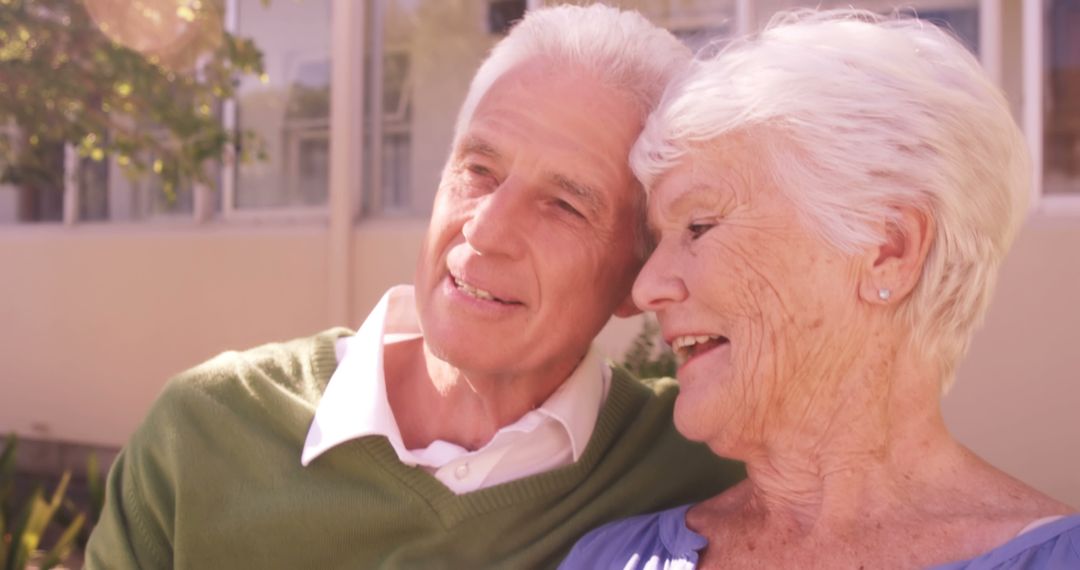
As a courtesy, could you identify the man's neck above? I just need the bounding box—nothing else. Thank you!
[383,338,579,451]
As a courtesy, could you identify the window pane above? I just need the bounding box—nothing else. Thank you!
[104,170,199,222]
[234,0,332,210]
[757,1,979,54]
[0,138,62,224]
[79,157,110,222]
[545,0,735,50]
[1045,0,1080,195]
[75,148,207,222]
[360,0,738,219]
[362,0,501,218]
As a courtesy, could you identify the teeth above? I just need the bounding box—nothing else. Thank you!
[671,335,724,351]
[453,277,495,301]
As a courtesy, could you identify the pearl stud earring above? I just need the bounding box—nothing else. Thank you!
[878,288,892,301]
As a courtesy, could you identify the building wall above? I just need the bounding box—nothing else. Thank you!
[0,216,1077,506]
[944,217,1080,507]
[0,225,330,445]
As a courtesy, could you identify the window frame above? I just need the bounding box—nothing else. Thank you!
[218,0,335,223]
[1029,0,1080,214]
[7,0,1080,224]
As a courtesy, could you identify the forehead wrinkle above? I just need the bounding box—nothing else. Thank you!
[550,172,606,218]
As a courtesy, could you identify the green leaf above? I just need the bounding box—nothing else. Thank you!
[9,486,44,570]
[0,0,268,203]
[10,471,71,570]
[0,433,16,519]
[0,508,8,570]
[37,512,84,570]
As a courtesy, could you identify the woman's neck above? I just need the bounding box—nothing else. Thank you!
[736,352,959,533]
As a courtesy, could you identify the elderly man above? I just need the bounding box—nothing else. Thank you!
[85,5,743,569]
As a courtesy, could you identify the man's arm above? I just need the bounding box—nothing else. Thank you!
[85,443,173,569]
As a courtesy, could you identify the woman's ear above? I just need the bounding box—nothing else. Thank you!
[859,205,935,305]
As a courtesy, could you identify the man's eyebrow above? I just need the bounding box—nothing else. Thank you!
[551,173,606,218]
[458,136,500,160]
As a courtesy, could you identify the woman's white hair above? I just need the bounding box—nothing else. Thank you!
[452,4,691,143]
[632,9,1031,391]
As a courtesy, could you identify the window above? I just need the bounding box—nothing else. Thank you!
[542,0,734,49]
[227,0,333,214]
[361,0,502,218]
[2,0,1075,225]
[762,1,979,54]
[1044,0,1080,196]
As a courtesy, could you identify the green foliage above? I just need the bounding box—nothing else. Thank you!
[0,0,266,199]
[621,315,678,379]
[54,450,104,551]
[0,434,90,570]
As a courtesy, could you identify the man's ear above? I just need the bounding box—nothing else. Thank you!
[859,205,935,305]
[613,291,642,318]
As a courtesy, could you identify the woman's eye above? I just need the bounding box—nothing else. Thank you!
[687,221,715,240]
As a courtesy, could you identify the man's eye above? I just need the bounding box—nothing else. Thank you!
[556,199,585,219]
[688,221,715,240]
[466,163,492,177]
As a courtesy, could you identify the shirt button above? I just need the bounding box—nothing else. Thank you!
[454,463,470,480]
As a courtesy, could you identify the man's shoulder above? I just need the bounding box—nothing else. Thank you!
[142,328,352,435]
[608,363,681,400]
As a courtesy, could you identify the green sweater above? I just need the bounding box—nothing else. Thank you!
[86,329,743,569]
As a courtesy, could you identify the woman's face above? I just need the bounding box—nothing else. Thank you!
[633,139,868,456]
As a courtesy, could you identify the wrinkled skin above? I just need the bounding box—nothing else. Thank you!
[412,58,644,412]
[633,137,873,463]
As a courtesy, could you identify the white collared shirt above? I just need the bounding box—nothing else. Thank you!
[302,285,611,494]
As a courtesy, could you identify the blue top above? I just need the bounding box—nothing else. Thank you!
[559,505,1080,570]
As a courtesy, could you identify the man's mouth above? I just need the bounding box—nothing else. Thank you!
[452,276,520,305]
[670,335,730,364]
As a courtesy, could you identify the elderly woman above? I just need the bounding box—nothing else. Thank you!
[560,9,1078,570]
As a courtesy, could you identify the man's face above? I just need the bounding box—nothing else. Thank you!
[415,59,644,381]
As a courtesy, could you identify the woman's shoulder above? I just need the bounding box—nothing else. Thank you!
[559,504,705,570]
[930,513,1080,570]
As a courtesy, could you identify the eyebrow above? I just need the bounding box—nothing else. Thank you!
[458,136,501,160]
[649,183,716,230]
[551,172,606,219]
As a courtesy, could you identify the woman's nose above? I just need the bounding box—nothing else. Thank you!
[632,239,688,312]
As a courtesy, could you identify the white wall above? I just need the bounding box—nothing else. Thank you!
[0,225,329,445]
[0,215,1077,506]
[943,217,1080,507]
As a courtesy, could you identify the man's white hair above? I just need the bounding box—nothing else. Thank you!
[632,9,1031,391]
[451,3,690,258]
[452,4,691,143]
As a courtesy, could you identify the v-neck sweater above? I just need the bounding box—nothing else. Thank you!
[86,328,745,570]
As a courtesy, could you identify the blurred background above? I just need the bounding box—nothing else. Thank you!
[0,0,1077,543]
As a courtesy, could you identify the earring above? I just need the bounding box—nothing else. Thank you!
[878,288,892,301]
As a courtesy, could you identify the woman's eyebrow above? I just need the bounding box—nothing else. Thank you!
[651,183,713,227]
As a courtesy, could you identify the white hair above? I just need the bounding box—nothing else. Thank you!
[451,4,690,258]
[452,4,691,143]
[632,9,1031,391]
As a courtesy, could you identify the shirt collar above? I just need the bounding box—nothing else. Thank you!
[301,285,418,466]
[301,285,608,467]
[533,344,608,461]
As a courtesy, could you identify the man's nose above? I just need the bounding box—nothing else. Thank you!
[632,240,688,312]
[461,178,528,258]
